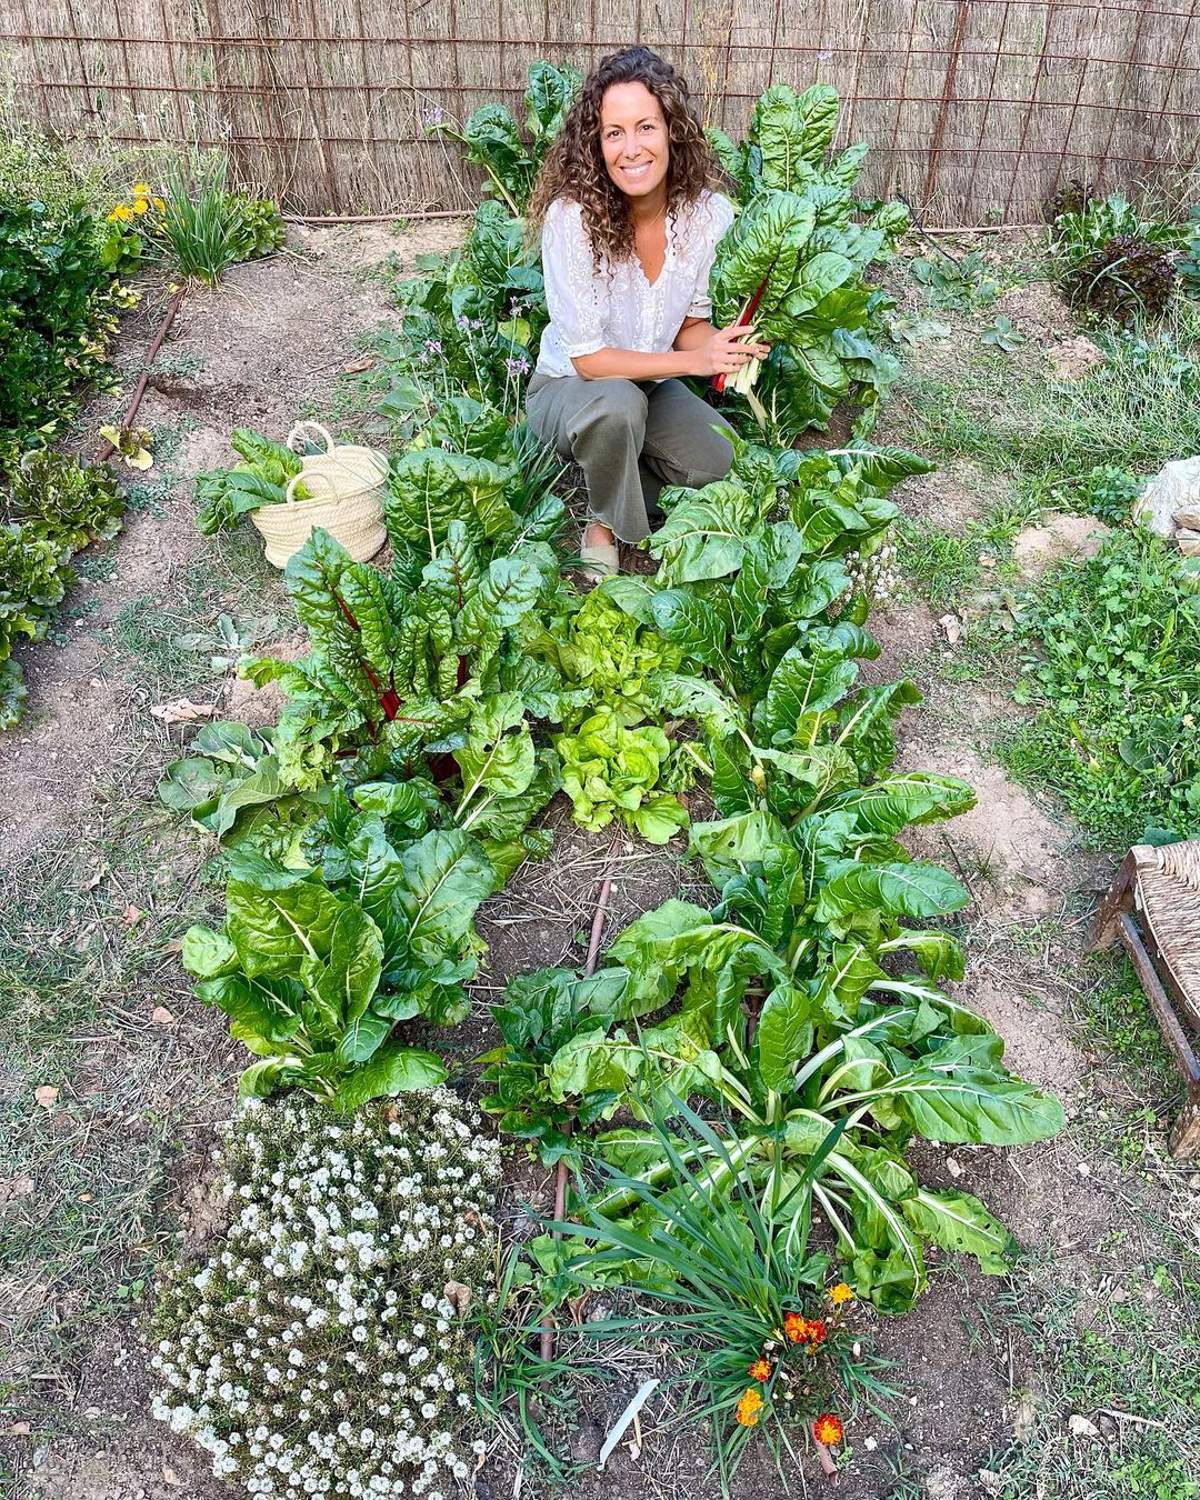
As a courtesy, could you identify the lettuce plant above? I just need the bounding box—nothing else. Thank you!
[0,448,126,729]
[554,704,689,844]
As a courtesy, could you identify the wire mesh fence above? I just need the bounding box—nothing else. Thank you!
[4,0,1200,225]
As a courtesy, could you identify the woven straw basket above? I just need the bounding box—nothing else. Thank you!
[250,420,388,569]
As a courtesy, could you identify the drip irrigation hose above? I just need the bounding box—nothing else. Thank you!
[538,863,616,1362]
[95,283,187,464]
[283,209,470,225]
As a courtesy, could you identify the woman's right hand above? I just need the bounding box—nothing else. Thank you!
[695,321,771,378]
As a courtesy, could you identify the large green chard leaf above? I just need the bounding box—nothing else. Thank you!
[331,1044,447,1110]
[225,871,347,979]
[814,860,970,923]
[826,771,976,834]
[299,903,384,1029]
[752,641,860,747]
[391,828,496,964]
[524,60,581,142]
[385,448,514,553]
[755,981,819,1090]
[874,1061,1066,1146]
[648,481,761,583]
[749,84,841,190]
[901,1187,1012,1275]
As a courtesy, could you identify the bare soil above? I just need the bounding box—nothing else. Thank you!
[4,225,1196,1500]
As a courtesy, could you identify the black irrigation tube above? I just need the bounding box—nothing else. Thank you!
[538,864,616,1363]
[95,283,187,464]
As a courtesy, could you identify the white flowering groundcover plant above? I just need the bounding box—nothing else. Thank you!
[149,1089,501,1498]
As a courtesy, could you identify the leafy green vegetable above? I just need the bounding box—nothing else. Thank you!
[427,62,581,215]
[555,704,688,843]
[1,446,123,551]
[195,427,307,535]
[0,195,123,446]
[706,86,909,439]
[182,799,501,1103]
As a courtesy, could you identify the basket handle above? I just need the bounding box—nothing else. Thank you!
[287,420,336,455]
[284,470,339,504]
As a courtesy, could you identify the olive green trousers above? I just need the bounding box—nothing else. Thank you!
[525,374,735,543]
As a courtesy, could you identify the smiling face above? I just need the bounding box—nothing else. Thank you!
[599,80,670,203]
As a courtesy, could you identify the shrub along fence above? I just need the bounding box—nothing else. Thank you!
[4,0,1200,225]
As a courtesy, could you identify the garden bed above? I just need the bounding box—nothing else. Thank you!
[4,217,1199,1500]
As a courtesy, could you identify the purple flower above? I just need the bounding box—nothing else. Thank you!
[455,314,470,331]
[423,338,443,355]
[422,104,446,128]
[505,356,531,378]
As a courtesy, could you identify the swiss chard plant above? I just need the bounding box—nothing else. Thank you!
[427,61,582,216]
[483,790,1062,1312]
[181,780,505,1105]
[194,427,307,535]
[706,85,909,439]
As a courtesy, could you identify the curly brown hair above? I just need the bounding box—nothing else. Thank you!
[526,46,719,269]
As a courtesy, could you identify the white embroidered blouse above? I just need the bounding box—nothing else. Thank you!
[535,189,737,379]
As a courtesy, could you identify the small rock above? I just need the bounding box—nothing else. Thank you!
[1179,538,1200,557]
[1135,456,1200,538]
[151,1006,175,1025]
[1048,335,1104,380]
[1077,1161,1091,1177]
[1012,514,1111,581]
[938,613,962,645]
[1068,1413,1100,1438]
[946,1155,963,1178]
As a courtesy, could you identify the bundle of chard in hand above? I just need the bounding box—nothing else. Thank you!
[706,84,910,435]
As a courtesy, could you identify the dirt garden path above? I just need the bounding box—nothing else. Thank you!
[4,226,1198,1500]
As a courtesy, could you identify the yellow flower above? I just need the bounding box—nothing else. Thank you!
[132,197,150,215]
[152,197,166,213]
[108,203,133,223]
[735,1388,764,1428]
[828,1282,854,1305]
[131,181,151,196]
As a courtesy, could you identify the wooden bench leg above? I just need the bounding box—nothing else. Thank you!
[1088,850,1138,951]
[1170,1088,1200,1160]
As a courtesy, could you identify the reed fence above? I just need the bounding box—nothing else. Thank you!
[4,0,1200,225]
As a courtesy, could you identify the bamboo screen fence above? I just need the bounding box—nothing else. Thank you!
[3,0,1200,226]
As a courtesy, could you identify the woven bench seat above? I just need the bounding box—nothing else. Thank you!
[1089,842,1200,1158]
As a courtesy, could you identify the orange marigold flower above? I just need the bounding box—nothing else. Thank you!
[805,1317,828,1345]
[748,1357,772,1382]
[735,1388,765,1427]
[783,1311,809,1343]
[828,1282,854,1305]
[813,1413,844,1446]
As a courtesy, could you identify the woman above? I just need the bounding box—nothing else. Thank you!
[525,46,768,579]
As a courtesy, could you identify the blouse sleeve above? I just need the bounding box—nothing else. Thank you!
[686,192,737,321]
[541,199,607,359]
